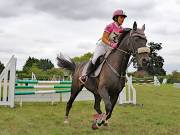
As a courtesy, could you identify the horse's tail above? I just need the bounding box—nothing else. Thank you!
[57,53,76,73]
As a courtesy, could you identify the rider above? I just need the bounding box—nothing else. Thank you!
[79,9,127,83]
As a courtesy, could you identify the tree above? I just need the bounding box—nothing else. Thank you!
[147,42,166,76]
[18,57,62,80]
[23,57,54,72]
[133,42,166,76]
[23,57,39,72]
[0,61,5,73]
[37,59,54,71]
[168,70,180,83]
[73,52,93,63]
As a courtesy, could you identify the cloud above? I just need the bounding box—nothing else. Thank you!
[0,1,19,17]
[0,29,4,34]
[116,1,156,19]
[0,0,156,20]
[0,0,111,20]
[151,25,180,35]
[163,49,180,57]
[0,0,35,18]
[33,38,56,44]
[0,48,26,54]
[76,41,95,50]
[31,0,111,20]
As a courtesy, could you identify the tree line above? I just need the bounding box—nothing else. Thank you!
[0,42,179,82]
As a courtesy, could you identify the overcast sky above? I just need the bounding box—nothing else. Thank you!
[0,0,180,73]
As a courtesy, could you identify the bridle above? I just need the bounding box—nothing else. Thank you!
[105,29,150,78]
[116,29,148,56]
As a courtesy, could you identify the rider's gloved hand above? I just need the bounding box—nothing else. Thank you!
[110,42,118,49]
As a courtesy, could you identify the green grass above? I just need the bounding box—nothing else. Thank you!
[0,84,180,135]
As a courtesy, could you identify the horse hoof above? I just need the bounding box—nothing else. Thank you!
[92,122,99,130]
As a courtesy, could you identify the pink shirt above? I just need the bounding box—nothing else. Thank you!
[104,22,124,43]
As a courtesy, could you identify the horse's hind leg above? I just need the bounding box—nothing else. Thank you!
[64,82,83,123]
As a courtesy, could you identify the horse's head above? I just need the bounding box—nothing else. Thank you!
[120,21,150,69]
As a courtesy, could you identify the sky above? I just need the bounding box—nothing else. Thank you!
[0,0,180,73]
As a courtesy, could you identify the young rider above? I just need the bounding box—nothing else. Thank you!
[79,9,127,83]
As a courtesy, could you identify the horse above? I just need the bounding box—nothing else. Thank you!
[57,21,150,129]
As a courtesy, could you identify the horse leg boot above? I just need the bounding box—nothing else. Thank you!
[79,60,95,83]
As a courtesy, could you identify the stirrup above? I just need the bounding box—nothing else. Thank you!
[79,76,88,84]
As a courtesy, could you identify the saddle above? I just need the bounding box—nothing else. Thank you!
[81,50,112,77]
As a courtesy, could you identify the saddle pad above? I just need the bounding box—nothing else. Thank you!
[81,49,112,77]
[81,60,106,77]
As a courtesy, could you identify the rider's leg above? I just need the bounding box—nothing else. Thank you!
[79,60,95,83]
[79,43,107,83]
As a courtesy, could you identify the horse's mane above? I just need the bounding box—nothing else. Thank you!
[118,28,132,46]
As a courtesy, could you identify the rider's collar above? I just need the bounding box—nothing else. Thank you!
[114,22,122,28]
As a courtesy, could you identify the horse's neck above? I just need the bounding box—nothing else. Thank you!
[108,50,130,76]
[108,33,131,75]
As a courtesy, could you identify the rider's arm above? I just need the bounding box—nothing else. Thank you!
[102,31,111,46]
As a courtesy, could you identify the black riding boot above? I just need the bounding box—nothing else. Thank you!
[79,61,95,83]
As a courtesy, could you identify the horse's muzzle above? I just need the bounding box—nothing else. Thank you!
[142,57,150,66]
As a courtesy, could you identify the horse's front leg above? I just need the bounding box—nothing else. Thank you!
[93,94,102,114]
[92,87,112,129]
[106,81,125,122]
[93,93,109,127]
[106,91,121,121]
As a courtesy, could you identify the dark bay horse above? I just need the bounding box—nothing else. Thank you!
[57,22,150,129]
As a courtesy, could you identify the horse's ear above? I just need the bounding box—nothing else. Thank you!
[133,21,137,31]
[142,24,145,31]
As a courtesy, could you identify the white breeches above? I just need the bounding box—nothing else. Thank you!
[91,42,112,64]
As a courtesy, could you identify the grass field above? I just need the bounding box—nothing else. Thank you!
[0,84,180,135]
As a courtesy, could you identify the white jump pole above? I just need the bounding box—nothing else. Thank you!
[154,76,160,86]
[119,75,136,105]
[31,72,37,80]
